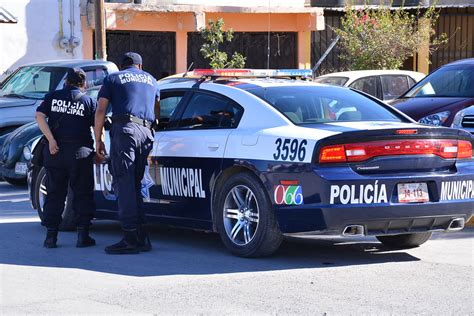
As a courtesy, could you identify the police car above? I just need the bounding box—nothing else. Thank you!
[30,69,474,257]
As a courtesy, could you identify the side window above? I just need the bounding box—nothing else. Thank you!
[84,68,108,88]
[175,92,240,130]
[407,76,416,88]
[380,75,410,100]
[349,76,377,97]
[159,90,188,129]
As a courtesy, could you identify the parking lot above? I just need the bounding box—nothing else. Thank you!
[0,181,472,314]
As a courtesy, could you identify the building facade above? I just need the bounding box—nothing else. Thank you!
[0,0,83,80]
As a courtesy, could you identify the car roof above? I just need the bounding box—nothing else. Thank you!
[19,59,116,68]
[319,70,425,81]
[443,58,474,67]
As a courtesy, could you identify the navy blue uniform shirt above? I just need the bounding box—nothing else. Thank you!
[98,67,159,122]
[36,86,96,143]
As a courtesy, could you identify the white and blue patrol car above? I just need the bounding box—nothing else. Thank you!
[30,69,474,257]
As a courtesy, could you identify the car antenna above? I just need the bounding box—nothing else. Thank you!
[183,62,194,77]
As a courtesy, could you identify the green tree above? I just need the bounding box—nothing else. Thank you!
[334,3,447,70]
[200,18,246,69]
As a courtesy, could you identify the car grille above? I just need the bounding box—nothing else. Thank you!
[461,115,474,129]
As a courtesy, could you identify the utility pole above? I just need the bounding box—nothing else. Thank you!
[94,0,106,60]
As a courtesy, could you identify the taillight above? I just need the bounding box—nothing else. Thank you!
[319,145,347,163]
[318,139,473,163]
[458,140,473,159]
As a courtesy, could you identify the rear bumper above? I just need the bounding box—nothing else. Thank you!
[276,201,472,235]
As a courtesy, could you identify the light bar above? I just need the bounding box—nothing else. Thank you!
[192,68,313,78]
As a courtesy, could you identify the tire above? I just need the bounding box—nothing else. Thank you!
[376,232,432,248]
[34,167,75,231]
[4,176,27,186]
[215,172,283,257]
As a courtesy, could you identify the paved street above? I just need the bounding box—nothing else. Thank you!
[0,181,473,315]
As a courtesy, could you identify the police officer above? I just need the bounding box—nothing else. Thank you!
[94,52,159,255]
[35,68,97,248]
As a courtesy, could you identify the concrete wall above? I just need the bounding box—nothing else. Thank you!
[0,0,83,81]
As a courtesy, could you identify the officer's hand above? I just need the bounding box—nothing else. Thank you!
[97,141,107,156]
[95,153,106,164]
[49,139,59,155]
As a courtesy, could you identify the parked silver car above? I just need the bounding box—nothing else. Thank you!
[451,105,474,134]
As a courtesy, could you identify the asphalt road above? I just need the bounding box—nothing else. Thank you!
[0,182,473,315]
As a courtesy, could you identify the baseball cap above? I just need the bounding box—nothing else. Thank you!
[66,67,86,85]
[121,52,143,67]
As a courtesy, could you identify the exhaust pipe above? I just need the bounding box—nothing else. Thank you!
[342,225,365,236]
[447,218,465,231]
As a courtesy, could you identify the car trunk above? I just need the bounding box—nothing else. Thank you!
[315,126,473,175]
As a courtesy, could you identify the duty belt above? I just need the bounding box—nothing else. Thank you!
[112,114,152,129]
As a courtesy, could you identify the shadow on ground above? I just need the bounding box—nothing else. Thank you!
[0,219,428,277]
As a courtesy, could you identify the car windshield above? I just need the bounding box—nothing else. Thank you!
[404,65,474,98]
[313,76,349,86]
[248,86,403,124]
[0,66,67,100]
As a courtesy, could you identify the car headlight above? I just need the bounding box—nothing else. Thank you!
[418,111,450,126]
[23,145,32,160]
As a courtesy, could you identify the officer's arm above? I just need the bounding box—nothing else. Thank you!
[35,112,55,143]
[94,97,109,155]
[35,112,59,155]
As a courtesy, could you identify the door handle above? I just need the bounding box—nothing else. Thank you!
[207,143,220,151]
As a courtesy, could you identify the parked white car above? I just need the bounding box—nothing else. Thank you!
[315,70,425,101]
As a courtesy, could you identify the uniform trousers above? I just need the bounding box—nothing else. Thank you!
[42,142,95,229]
[109,122,153,230]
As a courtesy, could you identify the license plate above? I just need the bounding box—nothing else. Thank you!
[398,183,429,203]
[14,162,27,175]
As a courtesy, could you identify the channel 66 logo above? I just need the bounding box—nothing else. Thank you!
[274,180,304,205]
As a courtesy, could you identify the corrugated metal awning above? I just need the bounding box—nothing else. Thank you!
[0,7,17,23]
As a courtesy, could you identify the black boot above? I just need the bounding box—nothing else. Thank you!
[76,226,96,248]
[137,227,152,252]
[104,230,139,255]
[44,228,58,248]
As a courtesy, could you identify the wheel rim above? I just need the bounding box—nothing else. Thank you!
[39,173,47,212]
[223,185,260,246]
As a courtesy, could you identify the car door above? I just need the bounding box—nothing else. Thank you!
[152,89,244,222]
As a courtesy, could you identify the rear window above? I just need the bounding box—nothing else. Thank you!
[248,86,403,124]
[314,76,349,86]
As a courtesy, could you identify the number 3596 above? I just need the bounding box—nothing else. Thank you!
[273,138,307,162]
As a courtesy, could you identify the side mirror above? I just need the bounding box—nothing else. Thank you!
[104,116,112,131]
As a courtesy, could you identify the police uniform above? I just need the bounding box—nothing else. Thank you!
[97,52,159,254]
[36,68,97,248]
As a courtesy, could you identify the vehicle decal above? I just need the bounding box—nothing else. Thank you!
[440,180,474,201]
[159,167,206,199]
[274,180,304,205]
[273,138,308,162]
[330,181,388,205]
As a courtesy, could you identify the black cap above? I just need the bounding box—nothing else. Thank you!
[121,52,142,67]
[66,67,86,85]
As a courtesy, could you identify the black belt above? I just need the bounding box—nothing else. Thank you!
[112,115,152,129]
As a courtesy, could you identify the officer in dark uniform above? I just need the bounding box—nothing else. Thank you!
[35,68,97,248]
[94,52,159,254]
